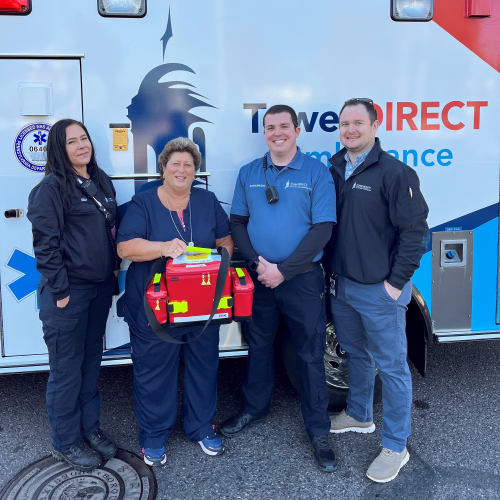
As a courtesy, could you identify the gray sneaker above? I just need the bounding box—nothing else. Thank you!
[330,410,375,434]
[366,447,410,483]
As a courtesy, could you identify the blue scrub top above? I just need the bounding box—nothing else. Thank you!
[231,147,336,263]
[117,186,230,334]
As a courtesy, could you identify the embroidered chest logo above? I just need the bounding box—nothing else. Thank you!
[284,182,310,190]
[352,182,372,192]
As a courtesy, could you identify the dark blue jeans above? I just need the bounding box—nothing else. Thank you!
[38,275,115,450]
[329,276,412,452]
[130,324,220,449]
[242,266,331,437]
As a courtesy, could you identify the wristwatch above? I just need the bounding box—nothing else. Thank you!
[249,259,260,272]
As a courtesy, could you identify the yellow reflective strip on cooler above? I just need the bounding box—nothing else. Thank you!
[153,273,162,284]
[169,301,188,314]
[235,268,245,278]
[217,296,232,309]
[186,245,211,254]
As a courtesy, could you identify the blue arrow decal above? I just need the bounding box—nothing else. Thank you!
[5,249,40,303]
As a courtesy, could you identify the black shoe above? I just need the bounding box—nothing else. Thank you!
[310,435,338,472]
[219,412,268,437]
[85,428,117,460]
[52,440,102,472]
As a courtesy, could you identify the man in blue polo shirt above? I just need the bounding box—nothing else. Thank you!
[220,104,338,472]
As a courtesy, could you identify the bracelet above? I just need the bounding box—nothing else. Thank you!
[159,241,166,258]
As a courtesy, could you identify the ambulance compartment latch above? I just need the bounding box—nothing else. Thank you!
[4,209,24,219]
[440,239,467,267]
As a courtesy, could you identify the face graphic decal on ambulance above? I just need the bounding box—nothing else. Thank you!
[127,9,215,188]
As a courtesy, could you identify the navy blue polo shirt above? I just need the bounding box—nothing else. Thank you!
[116,186,230,334]
[231,147,336,263]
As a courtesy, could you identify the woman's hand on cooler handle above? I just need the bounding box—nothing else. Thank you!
[117,238,186,262]
[161,238,187,259]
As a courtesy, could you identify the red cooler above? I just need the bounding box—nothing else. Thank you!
[145,271,168,324]
[230,267,254,321]
[165,257,232,327]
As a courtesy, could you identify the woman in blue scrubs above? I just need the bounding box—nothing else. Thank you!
[117,137,233,466]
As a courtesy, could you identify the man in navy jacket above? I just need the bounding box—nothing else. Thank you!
[324,98,429,483]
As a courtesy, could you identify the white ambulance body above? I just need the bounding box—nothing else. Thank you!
[0,1,499,402]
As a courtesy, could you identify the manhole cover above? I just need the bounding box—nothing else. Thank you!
[0,449,157,500]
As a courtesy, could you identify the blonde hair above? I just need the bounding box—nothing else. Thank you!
[158,137,201,180]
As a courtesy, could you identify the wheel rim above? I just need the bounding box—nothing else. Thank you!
[324,322,349,390]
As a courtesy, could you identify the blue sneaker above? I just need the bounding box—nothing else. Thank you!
[142,447,166,466]
[198,432,225,456]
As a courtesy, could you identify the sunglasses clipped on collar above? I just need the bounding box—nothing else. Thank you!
[345,97,374,106]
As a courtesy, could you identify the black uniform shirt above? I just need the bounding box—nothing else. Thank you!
[28,173,118,300]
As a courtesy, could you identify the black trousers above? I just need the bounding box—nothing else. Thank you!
[242,266,331,437]
[38,275,115,450]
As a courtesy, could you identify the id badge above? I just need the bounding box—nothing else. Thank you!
[329,273,337,297]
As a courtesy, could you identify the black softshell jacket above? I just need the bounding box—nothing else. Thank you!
[27,173,118,300]
[323,138,429,290]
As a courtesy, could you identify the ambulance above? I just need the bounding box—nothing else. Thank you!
[1,0,499,408]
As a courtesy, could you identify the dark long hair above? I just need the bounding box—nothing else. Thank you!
[45,119,113,209]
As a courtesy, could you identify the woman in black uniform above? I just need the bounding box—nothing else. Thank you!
[28,119,119,472]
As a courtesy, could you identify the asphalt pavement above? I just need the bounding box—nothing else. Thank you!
[0,340,499,499]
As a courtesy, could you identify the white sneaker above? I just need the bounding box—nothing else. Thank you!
[366,447,410,483]
[329,410,375,434]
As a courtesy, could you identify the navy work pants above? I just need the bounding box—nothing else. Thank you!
[129,324,220,449]
[243,266,331,437]
[329,276,412,452]
[38,276,115,450]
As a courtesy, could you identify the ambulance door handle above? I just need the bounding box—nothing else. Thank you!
[4,209,24,218]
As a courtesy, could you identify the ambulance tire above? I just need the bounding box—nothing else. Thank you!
[280,325,381,412]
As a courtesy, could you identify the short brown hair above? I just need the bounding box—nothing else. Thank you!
[263,104,298,129]
[158,137,201,180]
[339,98,378,125]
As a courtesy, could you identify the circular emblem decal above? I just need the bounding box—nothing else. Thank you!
[0,449,157,500]
[13,123,52,173]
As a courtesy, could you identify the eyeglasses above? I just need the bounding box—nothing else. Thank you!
[344,98,374,106]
